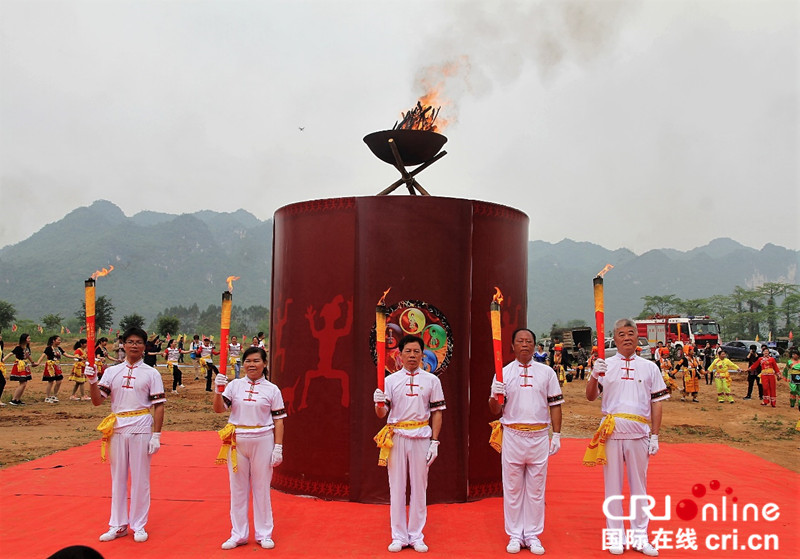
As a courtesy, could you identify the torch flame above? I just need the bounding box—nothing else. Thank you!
[226,276,240,291]
[595,264,614,278]
[91,265,114,280]
[492,286,504,305]
[377,287,392,306]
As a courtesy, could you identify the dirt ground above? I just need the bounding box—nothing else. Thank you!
[1,354,798,472]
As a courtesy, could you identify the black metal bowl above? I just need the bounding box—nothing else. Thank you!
[363,129,447,166]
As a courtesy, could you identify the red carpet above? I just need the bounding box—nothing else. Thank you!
[1,433,796,558]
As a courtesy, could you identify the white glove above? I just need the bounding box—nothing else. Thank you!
[84,365,98,384]
[148,432,161,455]
[549,432,561,456]
[426,439,440,466]
[214,373,228,388]
[491,379,506,398]
[271,443,283,467]
[648,434,659,455]
[373,389,386,404]
[591,359,607,379]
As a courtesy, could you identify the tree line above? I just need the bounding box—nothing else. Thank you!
[0,298,270,341]
[639,282,799,340]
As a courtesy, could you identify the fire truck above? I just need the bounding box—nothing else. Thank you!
[637,315,721,349]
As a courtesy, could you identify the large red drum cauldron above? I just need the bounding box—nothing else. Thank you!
[270,196,528,503]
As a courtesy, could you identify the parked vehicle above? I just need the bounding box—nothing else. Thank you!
[637,315,721,349]
[719,340,779,360]
[601,337,653,360]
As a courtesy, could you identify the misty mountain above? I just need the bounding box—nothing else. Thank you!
[1,201,797,333]
[0,200,273,326]
[530,239,798,333]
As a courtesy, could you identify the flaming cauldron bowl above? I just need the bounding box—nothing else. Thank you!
[363,129,447,166]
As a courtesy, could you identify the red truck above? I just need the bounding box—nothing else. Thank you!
[637,315,721,349]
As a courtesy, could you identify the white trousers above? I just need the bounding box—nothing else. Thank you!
[502,428,549,544]
[603,437,650,534]
[387,435,429,545]
[228,432,275,544]
[108,432,151,531]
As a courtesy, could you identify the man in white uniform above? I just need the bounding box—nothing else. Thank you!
[585,319,668,557]
[373,335,446,553]
[86,327,165,544]
[489,328,563,555]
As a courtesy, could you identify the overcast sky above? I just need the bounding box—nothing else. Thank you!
[1,0,797,254]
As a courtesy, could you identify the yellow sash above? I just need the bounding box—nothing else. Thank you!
[583,413,648,467]
[229,356,239,367]
[96,409,151,462]
[167,361,177,373]
[0,361,5,374]
[373,420,430,466]
[488,420,548,453]
[216,423,264,473]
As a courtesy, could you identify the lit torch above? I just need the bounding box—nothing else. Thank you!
[85,266,114,367]
[491,287,504,405]
[593,264,614,365]
[218,276,240,390]
[375,287,391,408]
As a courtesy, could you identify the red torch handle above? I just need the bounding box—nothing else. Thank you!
[85,279,96,368]
[593,277,606,362]
[493,337,504,405]
[376,305,387,408]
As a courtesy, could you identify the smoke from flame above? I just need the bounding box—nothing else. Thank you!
[377,287,392,306]
[226,276,240,291]
[410,2,633,130]
[595,264,614,278]
[91,265,114,280]
[492,286,504,305]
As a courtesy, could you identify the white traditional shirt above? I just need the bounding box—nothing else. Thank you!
[493,360,564,426]
[98,359,166,434]
[165,347,181,362]
[200,343,215,361]
[598,353,669,439]
[229,343,242,358]
[222,377,287,438]
[384,367,446,439]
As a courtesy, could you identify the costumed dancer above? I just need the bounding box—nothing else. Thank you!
[585,319,668,557]
[683,345,701,402]
[6,333,38,405]
[659,352,678,395]
[229,336,243,379]
[36,335,76,403]
[373,335,446,553]
[85,326,165,544]
[588,346,599,375]
[68,338,89,400]
[213,346,286,550]
[671,345,690,402]
[0,333,6,405]
[783,349,800,408]
[551,344,567,387]
[748,348,781,407]
[200,337,221,392]
[95,336,118,379]
[708,350,738,403]
[190,334,202,380]
[164,339,189,393]
[488,328,563,555]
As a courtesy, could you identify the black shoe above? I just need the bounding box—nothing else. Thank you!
[8,400,20,406]
[743,397,751,400]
